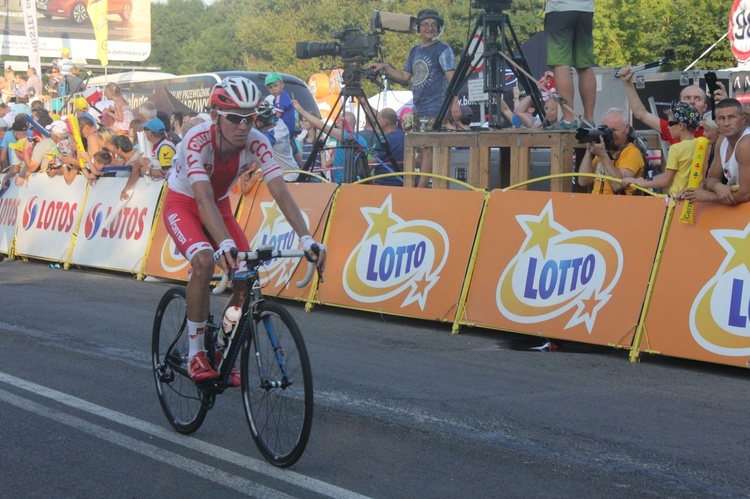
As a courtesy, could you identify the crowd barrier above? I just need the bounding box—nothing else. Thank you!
[2,172,749,371]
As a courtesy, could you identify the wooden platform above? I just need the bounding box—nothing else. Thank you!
[403,129,663,191]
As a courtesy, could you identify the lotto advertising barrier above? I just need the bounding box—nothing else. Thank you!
[0,183,22,255]
[316,184,486,321]
[239,182,337,300]
[461,191,667,348]
[14,175,87,263]
[643,202,750,368]
[69,178,165,273]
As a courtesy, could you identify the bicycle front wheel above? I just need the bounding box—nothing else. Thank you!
[241,302,313,467]
[152,287,209,434]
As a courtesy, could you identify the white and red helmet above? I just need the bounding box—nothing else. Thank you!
[210,77,261,110]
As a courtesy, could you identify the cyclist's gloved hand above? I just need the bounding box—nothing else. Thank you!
[300,235,326,274]
[214,238,238,271]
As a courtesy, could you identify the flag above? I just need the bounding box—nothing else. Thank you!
[87,0,109,66]
[20,0,41,75]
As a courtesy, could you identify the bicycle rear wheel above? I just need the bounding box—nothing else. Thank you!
[152,287,209,434]
[241,302,313,467]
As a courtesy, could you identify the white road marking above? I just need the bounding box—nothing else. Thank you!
[0,372,368,499]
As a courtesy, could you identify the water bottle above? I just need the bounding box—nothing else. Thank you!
[217,306,241,349]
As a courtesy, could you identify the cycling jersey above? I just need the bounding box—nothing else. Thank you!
[168,121,284,200]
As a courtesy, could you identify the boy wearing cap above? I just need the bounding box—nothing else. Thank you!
[138,117,175,180]
[622,102,701,196]
[265,73,302,166]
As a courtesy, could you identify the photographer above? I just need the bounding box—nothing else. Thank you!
[577,108,644,195]
[370,9,461,188]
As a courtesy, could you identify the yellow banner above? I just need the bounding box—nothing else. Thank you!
[87,0,109,66]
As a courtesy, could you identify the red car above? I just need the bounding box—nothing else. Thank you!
[36,0,132,24]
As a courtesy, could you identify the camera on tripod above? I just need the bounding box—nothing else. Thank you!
[575,126,616,151]
[296,28,381,64]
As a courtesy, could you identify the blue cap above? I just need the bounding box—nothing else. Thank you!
[143,118,166,133]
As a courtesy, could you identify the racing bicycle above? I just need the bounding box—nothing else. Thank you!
[151,247,316,467]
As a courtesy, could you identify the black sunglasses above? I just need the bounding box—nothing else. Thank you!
[668,120,680,126]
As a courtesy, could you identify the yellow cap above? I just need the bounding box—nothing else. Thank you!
[74,97,88,111]
[62,48,70,56]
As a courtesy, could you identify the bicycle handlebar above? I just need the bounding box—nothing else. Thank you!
[212,248,316,295]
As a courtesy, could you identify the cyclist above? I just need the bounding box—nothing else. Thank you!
[163,76,326,386]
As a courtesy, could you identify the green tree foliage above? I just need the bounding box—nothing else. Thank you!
[144,0,736,78]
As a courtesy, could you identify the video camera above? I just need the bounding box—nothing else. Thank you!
[575,125,616,151]
[296,27,381,64]
[472,0,513,11]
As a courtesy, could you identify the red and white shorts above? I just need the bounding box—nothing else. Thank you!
[162,190,250,262]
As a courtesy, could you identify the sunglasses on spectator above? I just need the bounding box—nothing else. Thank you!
[668,120,680,126]
[420,22,438,28]
[217,110,257,125]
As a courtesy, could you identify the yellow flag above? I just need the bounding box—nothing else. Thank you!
[87,0,109,66]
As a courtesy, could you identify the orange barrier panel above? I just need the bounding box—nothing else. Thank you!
[642,202,750,368]
[316,184,485,321]
[240,182,337,300]
[461,191,666,347]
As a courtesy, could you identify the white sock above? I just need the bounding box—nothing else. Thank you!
[187,320,207,359]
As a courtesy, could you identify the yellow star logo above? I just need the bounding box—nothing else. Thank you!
[363,200,399,244]
[521,209,562,258]
[259,202,283,232]
[722,229,750,272]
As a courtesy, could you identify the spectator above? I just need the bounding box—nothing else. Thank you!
[66,66,84,95]
[58,49,74,89]
[137,101,157,124]
[45,120,80,184]
[264,74,300,159]
[0,116,18,171]
[511,94,559,129]
[25,68,43,99]
[370,108,404,186]
[620,69,720,144]
[110,135,143,200]
[293,100,368,184]
[544,0,596,128]
[370,8,461,187]
[45,65,62,108]
[170,112,184,138]
[77,112,103,180]
[623,102,701,196]
[138,118,174,180]
[129,118,143,146]
[678,98,750,205]
[157,110,181,144]
[2,67,15,102]
[298,114,330,180]
[102,83,135,136]
[578,108,645,195]
[254,104,299,181]
[2,119,30,186]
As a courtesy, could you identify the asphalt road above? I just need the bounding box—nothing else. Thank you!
[1,258,749,498]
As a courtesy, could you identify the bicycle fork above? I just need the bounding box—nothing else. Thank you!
[253,312,292,390]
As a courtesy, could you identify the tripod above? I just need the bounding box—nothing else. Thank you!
[434,9,545,130]
[302,66,400,184]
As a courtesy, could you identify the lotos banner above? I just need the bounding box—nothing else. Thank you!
[316,185,485,320]
[14,174,87,263]
[644,202,750,368]
[69,177,163,272]
[241,182,337,300]
[462,191,666,347]
[0,183,23,255]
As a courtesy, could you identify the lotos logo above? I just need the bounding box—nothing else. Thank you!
[690,222,750,356]
[160,236,189,273]
[496,201,623,333]
[248,201,310,287]
[22,196,39,230]
[84,204,148,240]
[84,203,105,239]
[22,196,77,233]
[343,195,449,310]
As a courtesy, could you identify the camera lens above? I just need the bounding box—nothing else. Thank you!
[296,41,340,60]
